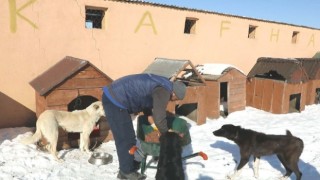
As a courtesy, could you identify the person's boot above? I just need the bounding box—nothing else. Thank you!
[133,160,141,172]
[117,170,146,180]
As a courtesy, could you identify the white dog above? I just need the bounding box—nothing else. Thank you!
[21,101,105,161]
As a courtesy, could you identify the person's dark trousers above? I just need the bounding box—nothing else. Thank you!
[102,93,137,173]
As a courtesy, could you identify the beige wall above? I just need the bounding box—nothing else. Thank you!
[1,0,319,113]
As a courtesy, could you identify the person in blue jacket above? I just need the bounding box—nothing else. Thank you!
[102,73,186,180]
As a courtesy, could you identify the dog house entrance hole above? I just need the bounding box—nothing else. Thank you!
[220,82,228,117]
[315,88,320,104]
[175,103,197,122]
[289,93,301,113]
[68,95,99,111]
[67,95,100,141]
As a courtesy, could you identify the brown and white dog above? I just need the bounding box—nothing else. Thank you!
[21,101,105,161]
[156,131,184,180]
[213,124,304,180]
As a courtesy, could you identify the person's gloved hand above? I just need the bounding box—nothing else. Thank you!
[150,123,158,131]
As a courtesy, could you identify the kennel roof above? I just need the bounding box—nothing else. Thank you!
[297,58,320,80]
[247,57,309,84]
[196,63,245,81]
[29,56,113,96]
[142,57,206,83]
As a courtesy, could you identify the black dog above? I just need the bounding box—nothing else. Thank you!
[213,124,304,180]
[156,132,184,180]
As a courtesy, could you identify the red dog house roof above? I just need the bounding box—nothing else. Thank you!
[30,56,112,96]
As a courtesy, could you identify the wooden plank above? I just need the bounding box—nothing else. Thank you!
[75,70,105,79]
[218,73,232,82]
[35,92,47,117]
[261,80,273,112]
[229,87,246,95]
[178,86,202,104]
[228,94,246,103]
[228,102,246,112]
[79,88,104,100]
[47,89,78,106]
[300,83,307,111]
[58,78,110,89]
[229,99,246,105]
[246,79,255,106]
[305,81,312,105]
[166,101,176,114]
[196,86,207,125]
[47,105,69,111]
[207,111,220,119]
[253,79,263,109]
[218,69,246,82]
[229,82,246,89]
[272,81,285,114]
[305,81,319,105]
[85,66,95,71]
[229,77,246,83]
[205,84,219,119]
[229,69,246,78]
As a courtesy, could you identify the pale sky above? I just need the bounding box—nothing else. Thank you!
[147,0,320,29]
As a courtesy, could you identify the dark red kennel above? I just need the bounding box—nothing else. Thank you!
[29,56,113,149]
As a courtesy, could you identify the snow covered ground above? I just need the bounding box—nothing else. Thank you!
[1,105,320,180]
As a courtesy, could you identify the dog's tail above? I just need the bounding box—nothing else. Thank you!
[20,128,42,145]
[287,130,304,150]
[286,130,293,136]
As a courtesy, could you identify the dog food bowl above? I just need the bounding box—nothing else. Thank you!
[88,152,113,165]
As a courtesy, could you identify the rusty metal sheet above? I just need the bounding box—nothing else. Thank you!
[143,58,190,79]
[247,57,308,83]
[297,58,320,80]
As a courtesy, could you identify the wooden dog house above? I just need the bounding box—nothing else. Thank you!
[195,64,246,118]
[297,58,320,105]
[143,58,209,125]
[29,56,113,149]
[246,57,308,114]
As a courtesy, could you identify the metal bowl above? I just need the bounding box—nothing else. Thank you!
[88,152,113,165]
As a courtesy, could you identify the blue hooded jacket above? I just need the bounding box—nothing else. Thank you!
[103,74,173,114]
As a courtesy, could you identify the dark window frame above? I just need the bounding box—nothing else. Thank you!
[248,25,258,39]
[85,7,106,29]
[292,31,299,44]
[184,18,198,34]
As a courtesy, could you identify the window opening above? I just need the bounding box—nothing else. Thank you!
[248,25,257,39]
[184,18,197,34]
[85,8,105,29]
[292,31,299,44]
